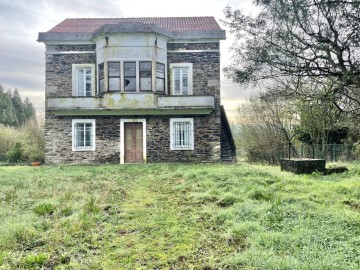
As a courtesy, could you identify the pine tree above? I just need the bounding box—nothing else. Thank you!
[11,89,26,127]
[0,85,18,126]
[23,97,37,123]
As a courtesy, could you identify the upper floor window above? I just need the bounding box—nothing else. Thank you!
[156,63,165,92]
[98,63,105,94]
[108,62,121,91]
[72,64,95,96]
[170,63,193,95]
[140,61,152,91]
[124,62,136,91]
[97,61,167,93]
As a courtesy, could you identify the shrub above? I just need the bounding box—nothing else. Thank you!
[6,142,24,163]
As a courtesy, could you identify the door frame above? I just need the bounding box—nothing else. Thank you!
[120,118,146,164]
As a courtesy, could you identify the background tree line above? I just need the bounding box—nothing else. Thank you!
[0,84,44,163]
[224,0,360,163]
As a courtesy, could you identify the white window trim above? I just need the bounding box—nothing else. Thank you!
[170,63,193,95]
[72,119,96,151]
[170,118,194,150]
[120,118,146,164]
[72,64,96,96]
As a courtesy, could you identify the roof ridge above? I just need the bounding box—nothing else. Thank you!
[47,16,223,34]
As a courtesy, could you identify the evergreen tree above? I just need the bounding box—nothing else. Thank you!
[23,97,37,123]
[11,89,26,127]
[0,85,18,126]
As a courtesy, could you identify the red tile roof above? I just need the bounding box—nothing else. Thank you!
[48,17,222,33]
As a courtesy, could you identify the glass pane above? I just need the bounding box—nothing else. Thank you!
[140,62,151,71]
[174,80,181,94]
[173,122,191,148]
[108,62,120,76]
[156,78,165,92]
[124,62,136,76]
[124,77,136,91]
[85,124,92,147]
[76,124,84,147]
[174,68,180,78]
[85,70,92,96]
[140,78,152,91]
[109,78,120,91]
[156,63,165,79]
[77,70,84,96]
[140,71,152,77]
[99,79,105,93]
[98,63,104,78]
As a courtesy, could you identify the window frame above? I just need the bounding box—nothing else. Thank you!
[170,63,193,96]
[156,62,165,92]
[124,61,137,92]
[72,64,96,97]
[108,61,121,92]
[72,119,96,151]
[139,61,152,91]
[170,118,194,150]
[98,63,105,94]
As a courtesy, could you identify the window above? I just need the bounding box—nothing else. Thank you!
[170,63,193,95]
[98,63,105,94]
[72,64,95,96]
[170,118,194,150]
[108,62,121,91]
[72,119,96,151]
[156,63,165,92]
[140,61,152,91]
[124,62,136,91]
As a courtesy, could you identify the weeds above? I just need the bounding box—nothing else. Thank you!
[0,163,359,269]
[33,203,56,216]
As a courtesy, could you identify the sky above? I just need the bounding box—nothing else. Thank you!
[0,0,258,120]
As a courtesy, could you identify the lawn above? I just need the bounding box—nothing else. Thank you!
[0,162,359,269]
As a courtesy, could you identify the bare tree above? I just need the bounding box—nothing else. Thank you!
[223,0,360,115]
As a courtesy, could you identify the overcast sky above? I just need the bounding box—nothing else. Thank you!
[0,0,257,119]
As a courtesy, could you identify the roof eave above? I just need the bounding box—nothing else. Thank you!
[171,30,226,40]
[38,29,226,43]
[37,32,94,43]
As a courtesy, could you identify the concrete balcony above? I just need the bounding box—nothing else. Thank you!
[46,92,215,116]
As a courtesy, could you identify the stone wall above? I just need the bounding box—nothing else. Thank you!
[44,114,221,164]
[45,114,120,164]
[147,115,221,163]
[166,42,222,162]
[280,159,326,174]
[45,44,96,98]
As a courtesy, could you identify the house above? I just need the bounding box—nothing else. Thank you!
[38,17,236,164]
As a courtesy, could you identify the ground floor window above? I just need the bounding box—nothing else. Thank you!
[170,118,194,150]
[72,119,96,151]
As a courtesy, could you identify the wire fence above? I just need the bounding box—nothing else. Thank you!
[241,143,357,164]
[286,143,355,162]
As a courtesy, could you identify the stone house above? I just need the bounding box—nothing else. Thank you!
[38,17,235,164]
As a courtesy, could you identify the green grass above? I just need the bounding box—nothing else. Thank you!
[0,162,359,269]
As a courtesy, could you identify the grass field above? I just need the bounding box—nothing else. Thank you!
[0,162,359,269]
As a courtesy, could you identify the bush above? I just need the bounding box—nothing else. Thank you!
[0,121,44,164]
[6,142,24,163]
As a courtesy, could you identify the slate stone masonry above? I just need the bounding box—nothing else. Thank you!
[45,44,96,98]
[44,114,220,164]
[44,42,224,163]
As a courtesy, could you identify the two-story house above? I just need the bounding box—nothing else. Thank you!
[38,17,235,164]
